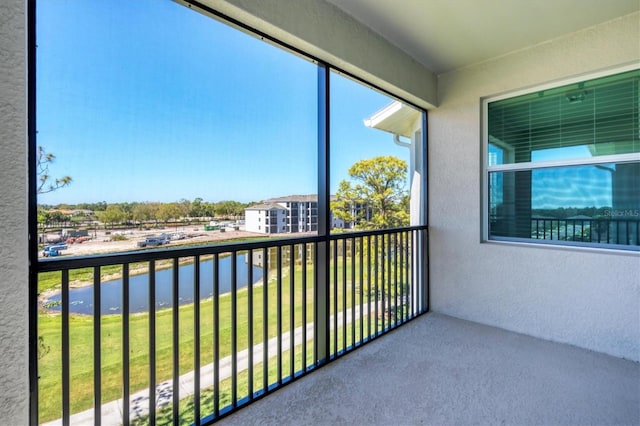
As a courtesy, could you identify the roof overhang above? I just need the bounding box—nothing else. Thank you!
[364,101,420,138]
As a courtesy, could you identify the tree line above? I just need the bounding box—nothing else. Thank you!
[531,206,612,219]
[37,151,413,231]
[38,198,252,228]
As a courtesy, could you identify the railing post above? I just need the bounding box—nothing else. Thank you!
[315,62,330,364]
[315,241,329,363]
[421,228,429,313]
[420,111,429,314]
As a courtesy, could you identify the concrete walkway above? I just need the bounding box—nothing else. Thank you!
[219,313,640,426]
[43,305,367,426]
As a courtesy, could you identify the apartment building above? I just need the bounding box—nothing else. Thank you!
[245,195,358,234]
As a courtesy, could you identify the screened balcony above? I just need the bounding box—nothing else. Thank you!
[18,2,639,426]
[37,226,428,425]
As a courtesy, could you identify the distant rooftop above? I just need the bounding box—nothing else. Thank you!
[265,195,319,203]
[263,194,339,203]
[245,203,287,211]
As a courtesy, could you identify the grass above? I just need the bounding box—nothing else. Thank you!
[133,316,376,425]
[37,249,409,422]
[131,342,317,426]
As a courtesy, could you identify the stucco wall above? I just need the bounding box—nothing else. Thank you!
[429,12,640,361]
[0,0,29,423]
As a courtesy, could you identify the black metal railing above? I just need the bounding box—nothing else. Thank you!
[530,217,640,246]
[490,216,639,247]
[35,226,428,425]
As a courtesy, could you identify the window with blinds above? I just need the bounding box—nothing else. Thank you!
[484,68,640,250]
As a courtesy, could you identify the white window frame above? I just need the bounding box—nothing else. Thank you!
[481,63,640,250]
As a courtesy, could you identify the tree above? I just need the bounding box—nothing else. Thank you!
[157,203,182,225]
[332,156,409,230]
[332,156,410,323]
[36,208,70,231]
[97,205,127,227]
[214,200,246,218]
[190,197,215,218]
[132,202,159,225]
[37,146,72,194]
[178,198,192,219]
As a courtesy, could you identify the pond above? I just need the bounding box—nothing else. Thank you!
[44,253,263,315]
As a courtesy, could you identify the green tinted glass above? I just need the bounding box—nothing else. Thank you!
[489,162,640,248]
[488,70,639,164]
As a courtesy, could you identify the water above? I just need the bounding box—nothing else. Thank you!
[45,254,263,315]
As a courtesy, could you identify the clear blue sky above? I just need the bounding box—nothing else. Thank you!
[36,0,409,205]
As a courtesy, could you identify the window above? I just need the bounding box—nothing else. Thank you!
[484,68,640,250]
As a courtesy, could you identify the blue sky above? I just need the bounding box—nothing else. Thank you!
[37,0,409,205]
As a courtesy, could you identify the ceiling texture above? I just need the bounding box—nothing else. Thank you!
[325,0,640,74]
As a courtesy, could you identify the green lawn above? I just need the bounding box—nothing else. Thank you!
[132,341,317,426]
[134,316,373,426]
[38,251,407,422]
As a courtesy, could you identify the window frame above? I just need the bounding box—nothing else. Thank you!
[481,63,640,251]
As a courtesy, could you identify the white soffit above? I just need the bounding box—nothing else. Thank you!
[325,0,640,74]
[364,101,420,137]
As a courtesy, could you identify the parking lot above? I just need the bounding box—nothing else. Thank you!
[40,226,260,257]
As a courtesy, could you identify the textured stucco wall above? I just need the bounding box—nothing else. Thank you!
[0,0,29,423]
[183,0,438,109]
[429,12,640,361]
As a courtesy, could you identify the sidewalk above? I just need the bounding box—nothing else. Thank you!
[43,305,367,426]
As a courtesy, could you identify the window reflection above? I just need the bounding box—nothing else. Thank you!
[489,162,640,247]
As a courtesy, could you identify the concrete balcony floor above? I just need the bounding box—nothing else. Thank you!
[220,313,639,425]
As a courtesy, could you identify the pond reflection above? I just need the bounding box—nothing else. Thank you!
[45,253,263,315]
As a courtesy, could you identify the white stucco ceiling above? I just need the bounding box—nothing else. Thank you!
[325,0,640,74]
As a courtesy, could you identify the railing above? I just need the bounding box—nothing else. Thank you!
[531,217,639,246]
[35,226,428,425]
[490,216,640,247]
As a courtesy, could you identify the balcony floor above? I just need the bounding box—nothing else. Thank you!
[219,313,639,425]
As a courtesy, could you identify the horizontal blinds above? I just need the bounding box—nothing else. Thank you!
[488,69,639,164]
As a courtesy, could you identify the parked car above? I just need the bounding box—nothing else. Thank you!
[137,235,170,248]
[42,244,66,257]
